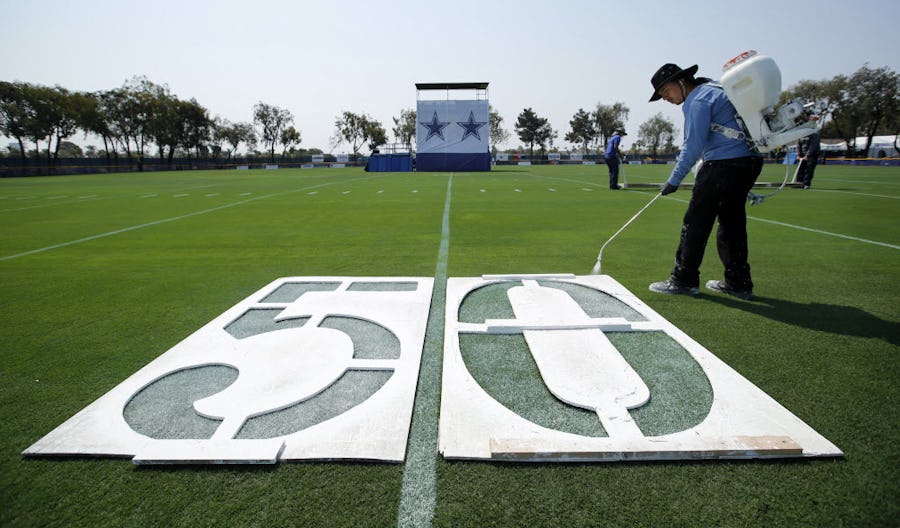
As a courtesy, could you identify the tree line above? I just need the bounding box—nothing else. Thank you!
[781,64,899,155]
[2,63,896,171]
[0,76,315,168]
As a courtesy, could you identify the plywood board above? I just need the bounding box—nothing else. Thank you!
[439,274,842,462]
[24,277,433,464]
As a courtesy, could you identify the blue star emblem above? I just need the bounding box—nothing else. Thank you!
[420,111,450,142]
[457,111,487,141]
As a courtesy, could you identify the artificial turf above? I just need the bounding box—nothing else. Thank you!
[1,163,897,527]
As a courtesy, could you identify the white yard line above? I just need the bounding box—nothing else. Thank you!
[397,174,452,528]
[815,177,900,186]
[748,216,900,250]
[0,195,105,213]
[650,192,900,250]
[809,189,900,200]
[0,177,378,262]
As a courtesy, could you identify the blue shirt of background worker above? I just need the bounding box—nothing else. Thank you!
[605,132,622,158]
[604,130,626,189]
[667,82,761,187]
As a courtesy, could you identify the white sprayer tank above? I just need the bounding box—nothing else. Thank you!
[719,50,815,152]
[720,51,781,121]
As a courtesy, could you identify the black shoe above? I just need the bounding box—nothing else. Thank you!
[705,280,753,300]
[649,279,699,296]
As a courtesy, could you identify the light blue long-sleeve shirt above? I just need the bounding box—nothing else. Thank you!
[668,83,761,186]
[605,134,621,158]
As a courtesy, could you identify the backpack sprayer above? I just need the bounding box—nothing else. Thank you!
[720,50,820,205]
[590,51,819,274]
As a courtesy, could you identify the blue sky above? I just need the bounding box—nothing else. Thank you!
[2,0,897,153]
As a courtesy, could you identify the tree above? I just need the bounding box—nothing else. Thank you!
[220,122,256,159]
[786,66,899,157]
[253,102,294,162]
[392,108,416,150]
[846,65,899,156]
[565,108,596,154]
[89,90,122,159]
[784,75,857,154]
[515,107,555,158]
[19,84,56,162]
[637,113,677,158]
[593,102,630,148]
[103,77,159,170]
[535,121,557,154]
[280,126,302,157]
[209,117,228,159]
[145,83,212,165]
[178,98,212,159]
[820,76,862,155]
[364,119,387,151]
[780,77,845,122]
[489,106,509,154]
[56,140,83,157]
[0,81,31,161]
[9,83,81,164]
[332,111,385,155]
[38,86,81,162]
[97,88,135,159]
[70,90,114,159]
[147,86,181,163]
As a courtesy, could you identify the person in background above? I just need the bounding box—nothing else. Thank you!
[797,116,821,189]
[604,129,626,190]
[646,62,764,300]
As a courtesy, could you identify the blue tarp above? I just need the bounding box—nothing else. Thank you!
[365,154,413,172]
[416,152,490,172]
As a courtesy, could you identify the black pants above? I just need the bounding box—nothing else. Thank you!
[670,156,764,289]
[605,156,619,188]
[798,159,818,186]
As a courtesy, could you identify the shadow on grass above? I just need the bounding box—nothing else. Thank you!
[701,294,899,346]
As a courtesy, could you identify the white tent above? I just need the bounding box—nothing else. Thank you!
[817,135,897,157]
[866,135,898,157]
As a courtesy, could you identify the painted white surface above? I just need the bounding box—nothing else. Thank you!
[24,277,434,464]
[439,274,843,462]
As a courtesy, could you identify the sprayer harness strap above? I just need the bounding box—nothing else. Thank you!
[704,81,754,147]
[709,122,746,141]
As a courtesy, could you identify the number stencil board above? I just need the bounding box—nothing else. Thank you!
[439,274,842,462]
[24,277,434,464]
[24,274,842,464]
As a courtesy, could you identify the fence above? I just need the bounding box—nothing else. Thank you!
[0,154,363,177]
[2,152,897,177]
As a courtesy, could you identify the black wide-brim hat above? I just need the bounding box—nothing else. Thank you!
[649,63,699,102]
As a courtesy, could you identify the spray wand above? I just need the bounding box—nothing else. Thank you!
[590,192,663,275]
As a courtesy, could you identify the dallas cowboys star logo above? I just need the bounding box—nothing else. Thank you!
[420,111,450,142]
[457,111,487,141]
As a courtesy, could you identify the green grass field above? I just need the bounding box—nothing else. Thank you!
[1,163,898,527]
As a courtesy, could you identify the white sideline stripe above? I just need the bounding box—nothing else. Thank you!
[642,191,899,251]
[527,170,898,248]
[397,174,452,528]
[0,177,378,262]
[818,178,900,186]
[811,189,900,200]
[0,196,105,213]
[748,216,900,250]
